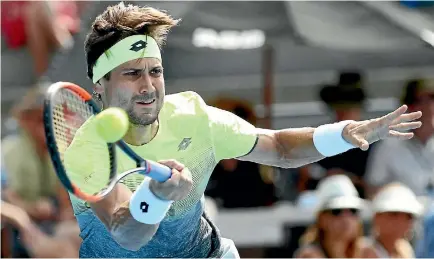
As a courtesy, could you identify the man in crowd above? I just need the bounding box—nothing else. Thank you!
[365,79,434,197]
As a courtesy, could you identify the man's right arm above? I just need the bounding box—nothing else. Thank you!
[89,183,159,251]
[63,125,192,250]
[88,159,193,251]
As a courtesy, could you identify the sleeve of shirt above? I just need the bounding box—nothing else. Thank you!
[203,101,258,162]
[364,141,392,187]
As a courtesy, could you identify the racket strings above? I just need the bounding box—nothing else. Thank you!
[52,89,94,161]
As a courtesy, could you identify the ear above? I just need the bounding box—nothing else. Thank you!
[93,83,104,94]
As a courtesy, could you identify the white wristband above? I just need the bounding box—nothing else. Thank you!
[313,120,356,157]
[129,178,173,224]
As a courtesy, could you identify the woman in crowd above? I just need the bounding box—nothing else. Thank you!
[295,175,365,258]
[360,183,422,258]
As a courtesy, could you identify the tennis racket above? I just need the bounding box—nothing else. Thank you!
[43,81,172,203]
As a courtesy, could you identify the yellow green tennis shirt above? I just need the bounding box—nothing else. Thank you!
[64,91,258,219]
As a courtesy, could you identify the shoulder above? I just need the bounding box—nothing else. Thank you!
[1,133,30,162]
[396,238,415,258]
[162,91,210,119]
[165,91,204,102]
[164,91,207,109]
[293,244,324,258]
[2,133,26,153]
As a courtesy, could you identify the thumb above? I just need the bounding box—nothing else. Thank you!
[353,135,369,151]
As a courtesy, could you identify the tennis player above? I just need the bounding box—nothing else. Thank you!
[66,2,423,258]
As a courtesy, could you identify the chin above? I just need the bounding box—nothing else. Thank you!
[130,113,158,126]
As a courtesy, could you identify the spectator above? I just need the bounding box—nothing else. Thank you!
[415,179,434,258]
[205,97,277,208]
[1,200,80,258]
[1,1,80,81]
[365,79,434,197]
[298,72,370,198]
[1,85,78,257]
[1,163,12,258]
[361,183,422,258]
[415,201,434,258]
[294,175,365,258]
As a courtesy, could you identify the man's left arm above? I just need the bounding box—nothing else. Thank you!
[238,127,322,168]
[204,91,421,169]
[239,105,422,168]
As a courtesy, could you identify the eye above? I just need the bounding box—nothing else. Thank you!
[125,70,140,76]
[150,67,163,76]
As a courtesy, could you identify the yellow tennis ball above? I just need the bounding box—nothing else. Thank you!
[95,107,129,143]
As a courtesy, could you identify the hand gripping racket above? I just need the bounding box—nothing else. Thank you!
[43,82,172,203]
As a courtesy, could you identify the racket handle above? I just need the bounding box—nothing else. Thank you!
[145,160,172,182]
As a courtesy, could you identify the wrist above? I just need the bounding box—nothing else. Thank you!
[129,178,173,224]
[313,120,356,157]
[148,180,170,201]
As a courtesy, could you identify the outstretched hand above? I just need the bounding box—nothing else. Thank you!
[342,105,422,150]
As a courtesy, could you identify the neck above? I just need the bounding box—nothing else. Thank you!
[335,111,360,122]
[123,120,159,146]
[376,234,398,256]
[322,234,351,258]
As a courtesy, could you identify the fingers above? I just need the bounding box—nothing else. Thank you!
[388,130,414,140]
[159,166,192,187]
[382,105,408,123]
[151,166,193,201]
[352,135,370,151]
[389,121,422,131]
[166,168,182,185]
[158,159,185,171]
[394,111,423,124]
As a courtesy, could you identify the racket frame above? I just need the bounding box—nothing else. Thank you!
[43,82,159,203]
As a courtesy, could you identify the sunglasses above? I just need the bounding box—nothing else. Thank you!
[383,211,414,220]
[415,93,434,103]
[327,208,359,216]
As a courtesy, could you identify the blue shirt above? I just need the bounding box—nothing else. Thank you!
[416,202,434,258]
[78,196,225,258]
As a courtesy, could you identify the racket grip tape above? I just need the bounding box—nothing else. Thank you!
[145,160,172,183]
[129,178,173,224]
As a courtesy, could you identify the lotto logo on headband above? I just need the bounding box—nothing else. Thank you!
[92,35,162,83]
[130,40,147,52]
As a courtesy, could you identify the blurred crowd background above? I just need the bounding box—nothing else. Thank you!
[1,1,434,258]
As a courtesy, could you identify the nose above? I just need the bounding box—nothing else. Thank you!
[340,209,355,217]
[138,73,155,94]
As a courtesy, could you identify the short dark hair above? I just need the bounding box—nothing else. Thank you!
[84,2,180,80]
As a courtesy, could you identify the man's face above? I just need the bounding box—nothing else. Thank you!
[334,106,362,121]
[412,90,434,129]
[101,58,165,126]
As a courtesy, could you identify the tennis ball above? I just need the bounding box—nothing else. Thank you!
[95,107,129,143]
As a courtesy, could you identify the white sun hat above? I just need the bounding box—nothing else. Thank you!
[315,175,364,212]
[372,183,423,216]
